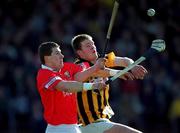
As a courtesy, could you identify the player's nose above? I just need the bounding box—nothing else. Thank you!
[60,53,64,59]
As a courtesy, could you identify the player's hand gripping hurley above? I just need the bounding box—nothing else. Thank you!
[106,39,166,84]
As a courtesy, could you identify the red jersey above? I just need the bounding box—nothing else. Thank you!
[36,62,82,125]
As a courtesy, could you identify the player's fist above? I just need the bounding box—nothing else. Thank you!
[94,58,106,70]
[92,81,106,90]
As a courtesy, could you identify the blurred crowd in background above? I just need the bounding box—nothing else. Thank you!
[0,0,180,133]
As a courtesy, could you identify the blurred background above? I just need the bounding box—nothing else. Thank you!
[0,0,180,133]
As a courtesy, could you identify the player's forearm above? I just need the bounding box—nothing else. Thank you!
[55,81,100,92]
[55,81,83,92]
[74,65,98,82]
[114,57,134,67]
[92,68,119,77]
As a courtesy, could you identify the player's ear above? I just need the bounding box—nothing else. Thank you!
[76,50,82,57]
[44,55,51,63]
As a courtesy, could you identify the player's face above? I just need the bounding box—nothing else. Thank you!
[78,39,98,61]
[49,47,64,70]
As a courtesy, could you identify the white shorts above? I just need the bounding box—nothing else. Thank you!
[46,124,81,133]
[80,118,114,133]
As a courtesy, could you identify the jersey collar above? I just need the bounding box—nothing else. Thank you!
[41,64,54,71]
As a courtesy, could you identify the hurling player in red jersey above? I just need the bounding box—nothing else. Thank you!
[36,42,106,133]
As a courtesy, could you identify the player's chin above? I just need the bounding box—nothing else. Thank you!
[92,53,98,58]
[59,62,64,69]
[93,56,98,61]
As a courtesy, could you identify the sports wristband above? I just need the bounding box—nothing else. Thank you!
[123,57,134,66]
[83,83,93,91]
[109,70,119,76]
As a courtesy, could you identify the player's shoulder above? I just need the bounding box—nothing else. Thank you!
[63,62,79,68]
[63,62,81,70]
[63,62,84,74]
[37,68,53,74]
[64,62,76,66]
[37,68,54,79]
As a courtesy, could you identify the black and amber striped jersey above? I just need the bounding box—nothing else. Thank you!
[75,59,114,126]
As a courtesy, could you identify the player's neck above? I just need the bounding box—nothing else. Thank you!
[90,60,96,64]
[44,63,60,72]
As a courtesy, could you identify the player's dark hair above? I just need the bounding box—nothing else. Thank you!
[71,34,92,52]
[38,42,59,64]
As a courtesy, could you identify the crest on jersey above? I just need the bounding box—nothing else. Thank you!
[64,71,70,78]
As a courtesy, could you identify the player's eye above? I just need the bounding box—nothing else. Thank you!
[55,51,60,55]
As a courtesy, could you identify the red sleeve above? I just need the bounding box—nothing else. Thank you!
[72,63,84,73]
[37,69,62,90]
[77,62,90,71]
[64,62,83,74]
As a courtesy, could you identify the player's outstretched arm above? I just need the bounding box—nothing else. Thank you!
[105,52,148,79]
[55,81,106,92]
[114,57,148,79]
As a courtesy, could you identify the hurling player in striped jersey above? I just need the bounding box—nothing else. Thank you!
[71,34,147,133]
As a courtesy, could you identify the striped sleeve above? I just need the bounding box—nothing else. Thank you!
[44,76,62,89]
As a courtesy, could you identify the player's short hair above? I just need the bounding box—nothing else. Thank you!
[38,42,59,64]
[71,34,92,52]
